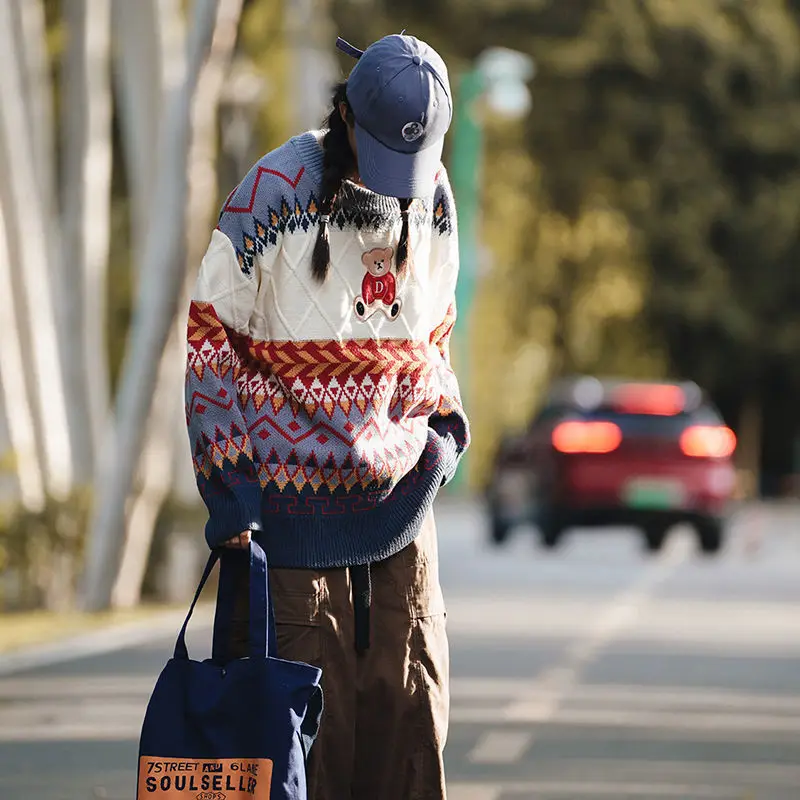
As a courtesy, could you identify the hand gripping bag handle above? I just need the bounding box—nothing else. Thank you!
[174,539,276,660]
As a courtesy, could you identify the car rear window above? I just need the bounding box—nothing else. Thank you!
[575,407,721,437]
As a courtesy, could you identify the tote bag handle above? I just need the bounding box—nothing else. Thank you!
[174,539,276,660]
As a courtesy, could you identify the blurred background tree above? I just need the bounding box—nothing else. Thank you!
[1,0,799,613]
[332,0,800,495]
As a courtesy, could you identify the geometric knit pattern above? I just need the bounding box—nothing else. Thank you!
[229,182,442,279]
[185,130,470,566]
[187,302,444,494]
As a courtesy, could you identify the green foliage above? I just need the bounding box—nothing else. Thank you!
[331,0,800,486]
[521,0,800,397]
[332,0,663,486]
[0,490,93,611]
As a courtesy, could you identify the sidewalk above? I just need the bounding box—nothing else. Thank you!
[0,603,213,677]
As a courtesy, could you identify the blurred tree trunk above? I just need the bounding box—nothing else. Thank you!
[285,0,336,130]
[112,0,244,608]
[0,204,46,511]
[61,0,113,484]
[108,0,187,608]
[3,0,53,486]
[9,0,54,203]
[11,0,67,425]
[0,0,74,499]
[111,326,184,608]
[112,0,185,270]
[82,0,227,612]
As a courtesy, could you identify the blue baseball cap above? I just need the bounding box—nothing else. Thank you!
[336,34,453,198]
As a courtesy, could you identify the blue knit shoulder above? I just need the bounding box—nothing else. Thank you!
[215,134,324,277]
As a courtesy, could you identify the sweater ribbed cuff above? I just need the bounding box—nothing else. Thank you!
[204,484,263,549]
[437,431,462,487]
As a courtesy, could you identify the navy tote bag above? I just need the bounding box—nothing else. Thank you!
[137,540,323,800]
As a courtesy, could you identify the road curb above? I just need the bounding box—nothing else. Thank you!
[0,604,214,677]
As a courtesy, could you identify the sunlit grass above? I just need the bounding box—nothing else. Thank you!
[0,604,185,655]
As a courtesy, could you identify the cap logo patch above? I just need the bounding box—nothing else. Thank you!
[401,121,424,142]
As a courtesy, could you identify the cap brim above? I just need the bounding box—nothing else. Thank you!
[354,123,443,198]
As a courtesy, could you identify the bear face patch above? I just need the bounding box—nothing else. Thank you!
[354,246,402,322]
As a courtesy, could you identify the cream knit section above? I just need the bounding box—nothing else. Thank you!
[195,134,458,345]
[195,218,455,344]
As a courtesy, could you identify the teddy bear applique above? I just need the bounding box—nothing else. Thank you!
[354,246,402,322]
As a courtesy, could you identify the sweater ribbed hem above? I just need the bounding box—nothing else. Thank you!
[254,432,459,568]
[256,469,443,568]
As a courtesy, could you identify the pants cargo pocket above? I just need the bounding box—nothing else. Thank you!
[269,567,323,666]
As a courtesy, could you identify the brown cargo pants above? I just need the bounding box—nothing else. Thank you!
[224,513,449,800]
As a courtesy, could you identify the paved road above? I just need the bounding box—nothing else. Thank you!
[1,500,800,799]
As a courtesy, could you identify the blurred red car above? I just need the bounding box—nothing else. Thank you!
[486,377,738,554]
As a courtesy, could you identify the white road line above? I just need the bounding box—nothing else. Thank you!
[563,685,800,713]
[447,781,732,798]
[495,536,692,746]
[451,679,800,712]
[549,707,800,733]
[467,730,534,764]
[452,703,800,735]
[452,759,800,791]
[446,787,500,800]
[450,677,534,698]
[451,711,800,744]
[0,698,145,742]
[460,540,692,765]
[32,697,800,747]
[0,697,144,740]
[446,596,800,648]
[0,722,142,742]
[521,758,800,787]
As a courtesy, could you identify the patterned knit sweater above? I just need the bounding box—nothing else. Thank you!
[185,130,470,568]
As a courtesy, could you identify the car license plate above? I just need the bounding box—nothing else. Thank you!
[623,479,685,509]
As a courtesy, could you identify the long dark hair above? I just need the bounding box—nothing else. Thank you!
[311,81,413,282]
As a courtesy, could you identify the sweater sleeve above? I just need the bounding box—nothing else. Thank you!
[428,168,471,485]
[185,168,283,548]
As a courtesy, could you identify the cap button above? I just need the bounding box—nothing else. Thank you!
[412,55,422,65]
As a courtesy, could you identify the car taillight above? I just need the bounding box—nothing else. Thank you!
[679,425,736,458]
[552,421,622,454]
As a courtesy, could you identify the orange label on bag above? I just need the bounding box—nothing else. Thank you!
[137,757,272,799]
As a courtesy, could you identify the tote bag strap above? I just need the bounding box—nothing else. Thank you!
[174,549,221,660]
[207,543,280,663]
[243,539,277,658]
[175,541,277,660]
[211,552,246,664]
